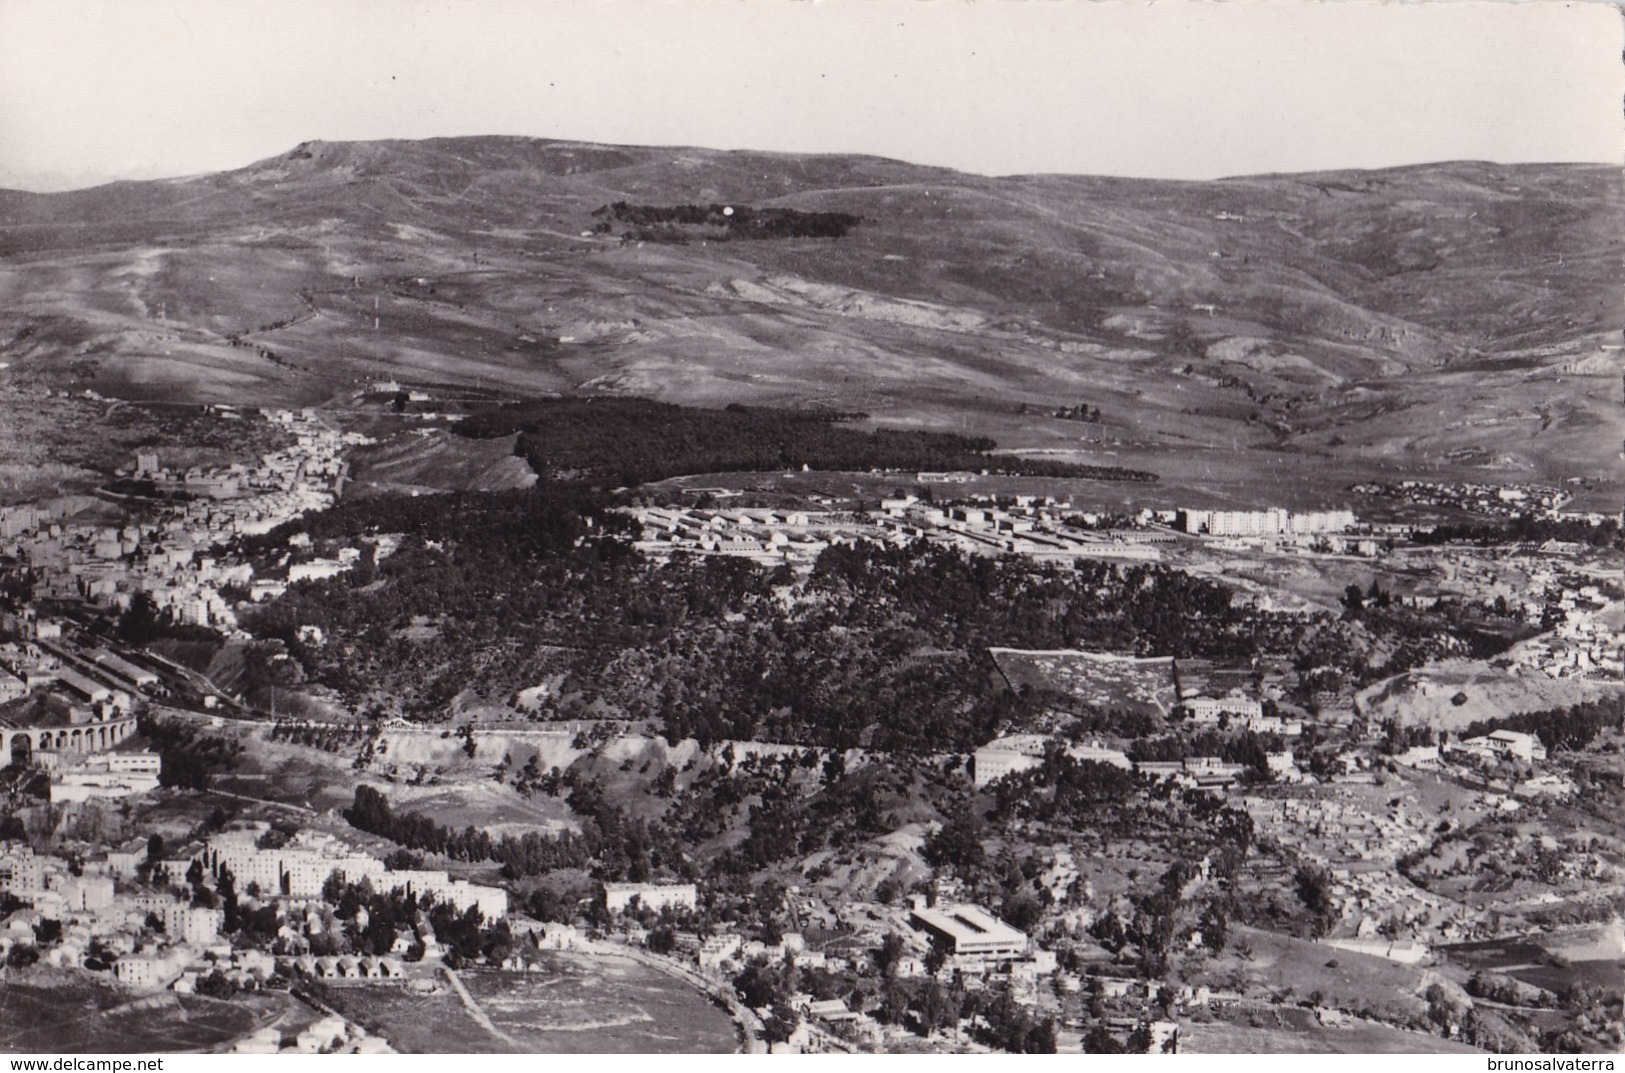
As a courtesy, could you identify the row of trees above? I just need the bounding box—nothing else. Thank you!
[320,875,514,966]
[343,785,595,878]
[1460,697,1624,753]
[1411,515,1624,551]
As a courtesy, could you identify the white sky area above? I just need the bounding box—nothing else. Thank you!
[0,0,1619,191]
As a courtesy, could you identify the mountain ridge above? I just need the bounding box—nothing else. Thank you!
[0,135,1618,506]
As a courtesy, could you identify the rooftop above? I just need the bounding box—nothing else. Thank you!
[910,903,1026,947]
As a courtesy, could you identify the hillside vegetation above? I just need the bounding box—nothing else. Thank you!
[0,137,1618,501]
[456,396,1156,486]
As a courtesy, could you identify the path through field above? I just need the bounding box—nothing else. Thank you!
[442,966,521,1049]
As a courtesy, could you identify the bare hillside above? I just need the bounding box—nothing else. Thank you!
[0,138,1618,503]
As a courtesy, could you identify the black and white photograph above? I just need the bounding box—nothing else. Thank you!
[0,0,1620,1057]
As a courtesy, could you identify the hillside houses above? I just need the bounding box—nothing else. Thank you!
[0,410,362,633]
[197,825,508,917]
[626,495,1172,568]
[0,815,514,1004]
[1241,788,1435,869]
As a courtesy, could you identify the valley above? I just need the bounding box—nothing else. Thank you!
[0,138,1619,1056]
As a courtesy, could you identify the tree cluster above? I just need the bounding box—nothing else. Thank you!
[1461,697,1622,753]
[137,713,243,791]
[1412,515,1624,552]
[454,396,1157,488]
[593,201,862,241]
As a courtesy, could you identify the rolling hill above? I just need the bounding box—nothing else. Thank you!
[0,137,1618,507]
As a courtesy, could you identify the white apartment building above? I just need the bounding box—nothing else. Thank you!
[604,882,698,915]
[1183,694,1264,723]
[115,948,189,990]
[1180,508,1355,537]
[973,734,1131,787]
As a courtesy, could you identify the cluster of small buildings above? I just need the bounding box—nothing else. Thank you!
[0,841,229,986]
[0,815,513,1001]
[0,410,363,631]
[624,490,1382,573]
[1390,729,1550,775]
[972,732,1299,792]
[1404,540,1622,682]
[1241,788,1437,870]
[629,506,857,565]
[627,494,1381,573]
[1335,868,1467,948]
[627,495,1179,568]
[1354,480,1572,520]
[605,879,1058,1004]
[878,497,1167,562]
[232,1013,392,1055]
[1510,602,1623,679]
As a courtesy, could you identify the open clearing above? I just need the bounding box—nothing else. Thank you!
[321,954,737,1053]
[990,648,1176,716]
[0,976,286,1053]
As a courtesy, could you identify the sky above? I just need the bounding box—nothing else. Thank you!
[0,0,1619,191]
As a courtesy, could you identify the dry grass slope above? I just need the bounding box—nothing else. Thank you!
[0,138,1617,501]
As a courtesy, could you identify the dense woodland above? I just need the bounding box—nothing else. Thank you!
[591,201,862,242]
[454,397,1158,488]
[239,485,1517,748]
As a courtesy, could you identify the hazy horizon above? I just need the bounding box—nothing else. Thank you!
[2,0,1620,193]
[4,133,1622,197]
